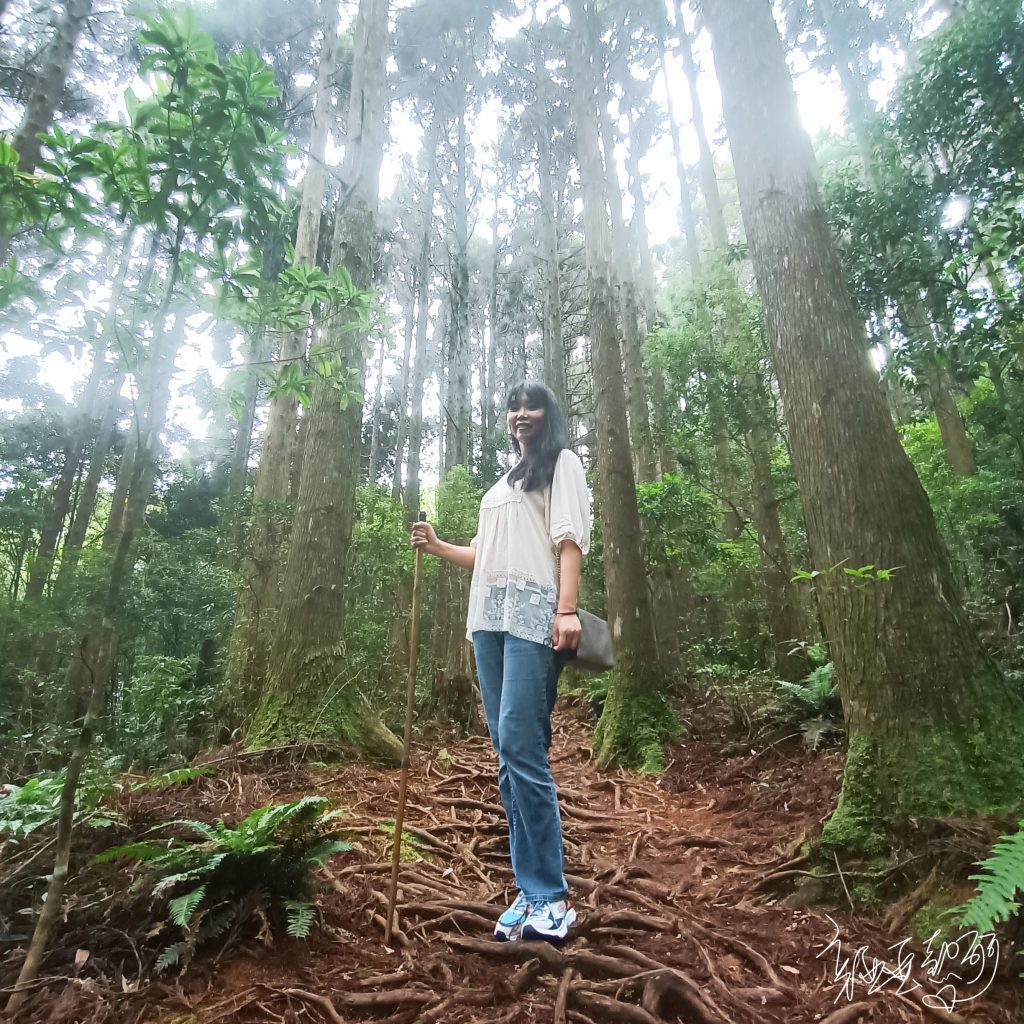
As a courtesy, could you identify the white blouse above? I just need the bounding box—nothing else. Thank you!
[466,448,591,647]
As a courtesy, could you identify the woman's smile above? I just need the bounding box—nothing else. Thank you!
[508,402,545,441]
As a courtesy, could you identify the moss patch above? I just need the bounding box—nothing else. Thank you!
[247,652,401,763]
[592,667,680,773]
[912,892,961,943]
[378,821,432,863]
[820,716,1024,858]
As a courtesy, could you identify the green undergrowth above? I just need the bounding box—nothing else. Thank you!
[97,796,351,971]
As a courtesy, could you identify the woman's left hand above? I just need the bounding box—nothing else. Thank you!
[552,612,582,651]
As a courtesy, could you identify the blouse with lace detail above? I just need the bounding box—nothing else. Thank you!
[466,448,591,647]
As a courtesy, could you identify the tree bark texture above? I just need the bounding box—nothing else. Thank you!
[704,0,1024,849]
[249,0,401,763]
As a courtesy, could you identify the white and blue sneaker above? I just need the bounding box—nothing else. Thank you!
[493,893,532,942]
[521,899,577,943]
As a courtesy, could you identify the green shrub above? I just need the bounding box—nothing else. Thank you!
[0,764,120,840]
[97,795,351,971]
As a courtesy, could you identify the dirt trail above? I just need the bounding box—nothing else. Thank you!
[5,700,1021,1024]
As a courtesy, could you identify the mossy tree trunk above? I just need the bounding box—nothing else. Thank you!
[221,3,340,732]
[248,0,400,763]
[566,0,677,772]
[704,0,1024,853]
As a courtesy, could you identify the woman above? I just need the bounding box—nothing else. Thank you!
[411,380,590,943]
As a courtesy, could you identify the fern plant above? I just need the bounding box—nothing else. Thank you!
[772,657,844,748]
[777,662,837,710]
[97,795,351,970]
[959,819,1024,945]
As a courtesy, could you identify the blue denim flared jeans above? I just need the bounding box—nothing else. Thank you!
[471,630,568,902]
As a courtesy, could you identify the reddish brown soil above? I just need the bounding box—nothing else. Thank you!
[2,699,1021,1024]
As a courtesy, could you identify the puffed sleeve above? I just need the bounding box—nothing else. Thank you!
[549,449,591,556]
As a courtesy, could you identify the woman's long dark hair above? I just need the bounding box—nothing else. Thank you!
[505,380,569,492]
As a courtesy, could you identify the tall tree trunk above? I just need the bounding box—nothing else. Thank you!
[367,332,388,485]
[105,238,184,553]
[655,17,700,271]
[924,359,976,476]
[432,105,475,726]
[226,232,286,502]
[621,102,659,329]
[531,29,569,413]
[592,52,657,485]
[225,334,264,501]
[675,0,728,250]
[744,380,809,681]
[567,0,676,771]
[704,0,1024,852]
[220,2,339,731]
[479,198,501,486]
[26,229,133,599]
[445,110,472,471]
[813,3,977,477]
[248,0,400,762]
[707,389,745,539]
[403,177,440,522]
[53,372,124,596]
[485,253,499,441]
[26,387,95,600]
[11,0,93,175]
[813,0,876,170]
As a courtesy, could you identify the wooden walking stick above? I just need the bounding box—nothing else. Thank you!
[385,510,427,945]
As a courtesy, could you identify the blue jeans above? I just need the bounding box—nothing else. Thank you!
[471,630,567,902]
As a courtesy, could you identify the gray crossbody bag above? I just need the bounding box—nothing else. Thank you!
[545,482,615,675]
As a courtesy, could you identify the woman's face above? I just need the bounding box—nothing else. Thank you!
[508,392,546,448]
